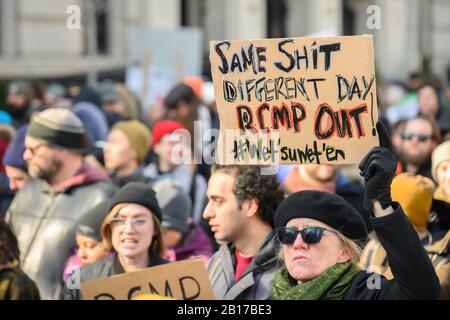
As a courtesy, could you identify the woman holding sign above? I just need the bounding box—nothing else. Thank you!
[62,182,168,300]
[272,122,441,300]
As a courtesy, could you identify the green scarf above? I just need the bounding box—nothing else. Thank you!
[272,261,361,300]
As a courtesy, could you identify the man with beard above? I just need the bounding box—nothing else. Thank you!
[397,115,441,180]
[283,164,372,232]
[5,108,116,299]
[4,82,36,129]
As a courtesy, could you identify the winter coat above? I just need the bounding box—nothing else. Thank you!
[0,262,40,300]
[61,253,168,300]
[169,222,213,262]
[428,198,450,242]
[207,230,281,300]
[5,163,116,299]
[109,167,149,188]
[344,204,441,299]
[425,230,450,299]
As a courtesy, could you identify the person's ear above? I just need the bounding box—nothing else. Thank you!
[243,198,259,218]
[337,245,352,263]
[152,222,159,237]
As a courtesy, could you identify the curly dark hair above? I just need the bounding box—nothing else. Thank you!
[211,165,285,228]
[0,219,20,265]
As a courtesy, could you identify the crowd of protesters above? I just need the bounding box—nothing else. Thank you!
[0,72,448,300]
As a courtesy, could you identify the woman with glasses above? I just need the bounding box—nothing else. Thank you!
[272,122,441,300]
[62,182,168,300]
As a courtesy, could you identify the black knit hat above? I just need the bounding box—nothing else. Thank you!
[275,190,368,241]
[76,201,110,242]
[109,182,162,222]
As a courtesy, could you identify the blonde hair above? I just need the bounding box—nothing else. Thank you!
[101,203,165,258]
[336,233,363,263]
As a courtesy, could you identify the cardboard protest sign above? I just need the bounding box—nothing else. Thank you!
[210,35,379,164]
[80,258,215,300]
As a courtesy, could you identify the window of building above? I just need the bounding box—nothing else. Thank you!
[267,0,287,38]
[83,0,109,55]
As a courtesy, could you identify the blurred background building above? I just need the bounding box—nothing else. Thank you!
[0,0,449,84]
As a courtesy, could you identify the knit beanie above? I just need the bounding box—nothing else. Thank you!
[432,140,450,181]
[275,190,368,241]
[391,173,435,230]
[27,108,86,151]
[153,179,191,233]
[109,182,162,222]
[151,121,185,148]
[76,201,111,243]
[3,124,28,171]
[112,120,152,163]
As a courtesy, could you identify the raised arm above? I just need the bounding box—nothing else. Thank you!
[358,121,440,299]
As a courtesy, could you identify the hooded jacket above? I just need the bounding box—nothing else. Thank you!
[169,222,213,262]
[344,204,440,299]
[109,167,149,188]
[5,162,116,300]
[207,230,281,300]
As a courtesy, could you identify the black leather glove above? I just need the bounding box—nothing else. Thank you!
[358,121,397,210]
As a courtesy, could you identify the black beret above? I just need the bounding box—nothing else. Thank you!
[275,190,367,240]
[109,182,162,223]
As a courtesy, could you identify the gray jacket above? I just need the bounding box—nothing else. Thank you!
[207,230,281,300]
[5,172,116,300]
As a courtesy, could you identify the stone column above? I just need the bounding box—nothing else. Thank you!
[225,0,267,40]
[1,0,18,57]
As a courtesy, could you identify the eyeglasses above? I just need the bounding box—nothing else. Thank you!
[110,216,150,231]
[277,226,339,245]
[401,133,432,142]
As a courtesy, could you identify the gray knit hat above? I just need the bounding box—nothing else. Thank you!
[153,179,191,233]
[27,108,87,151]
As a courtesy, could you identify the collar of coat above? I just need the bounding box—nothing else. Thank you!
[111,253,169,274]
[224,229,280,276]
[41,161,110,194]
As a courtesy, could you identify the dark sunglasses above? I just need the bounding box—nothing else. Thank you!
[401,132,432,142]
[277,226,339,245]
